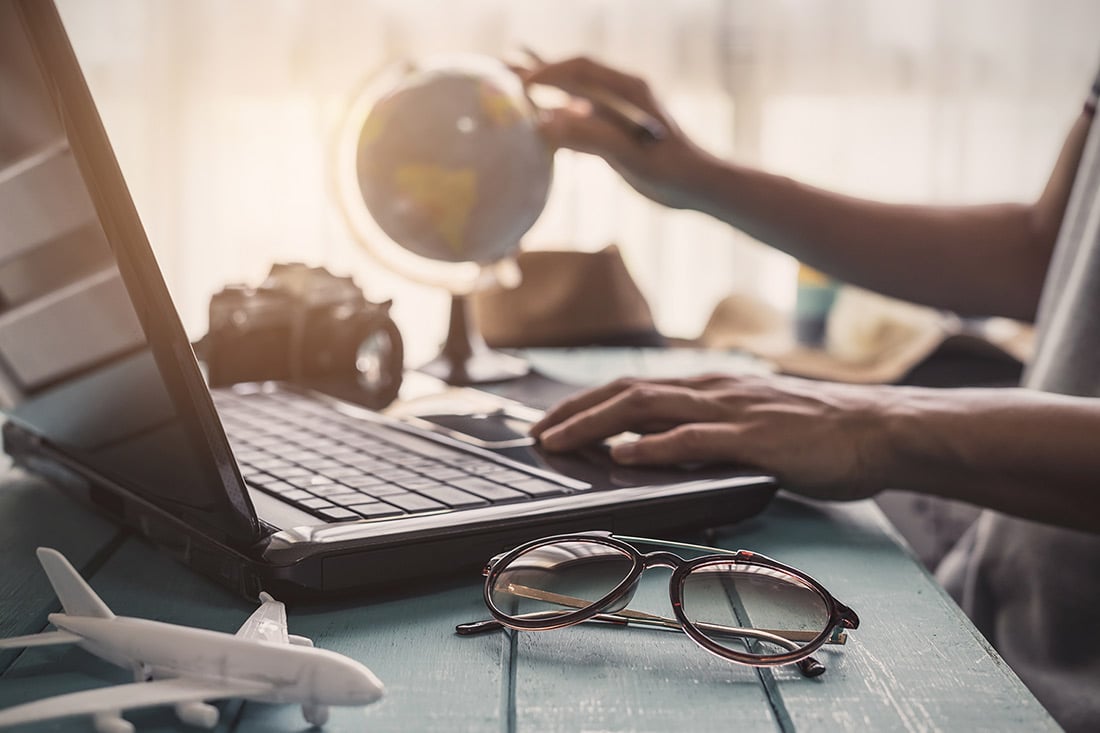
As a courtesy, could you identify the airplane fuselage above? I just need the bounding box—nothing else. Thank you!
[48,613,383,706]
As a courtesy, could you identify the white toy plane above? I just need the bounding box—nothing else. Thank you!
[0,548,384,732]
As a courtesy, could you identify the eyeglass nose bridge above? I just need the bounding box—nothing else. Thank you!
[639,550,685,570]
[603,550,685,615]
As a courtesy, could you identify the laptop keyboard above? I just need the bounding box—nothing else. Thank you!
[214,389,574,522]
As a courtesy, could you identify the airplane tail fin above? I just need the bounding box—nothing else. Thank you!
[36,547,114,619]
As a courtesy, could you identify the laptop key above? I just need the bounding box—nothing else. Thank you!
[450,477,525,502]
[328,492,373,506]
[423,467,467,481]
[340,475,389,489]
[381,493,447,513]
[308,484,355,497]
[479,467,531,482]
[513,477,569,497]
[292,476,338,490]
[395,476,446,490]
[359,482,409,497]
[320,466,364,479]
[316,507,359,521]
[250,457,294,470]
[372,467,418,482]
[349,502,406,519]
[416,487,488,509]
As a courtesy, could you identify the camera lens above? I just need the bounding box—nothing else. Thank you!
[356,330,393,389]
[354,316,403,409]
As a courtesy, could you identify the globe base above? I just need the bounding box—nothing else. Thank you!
[419,294,530,385]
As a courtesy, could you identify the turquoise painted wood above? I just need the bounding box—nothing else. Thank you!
[0,471,120,674]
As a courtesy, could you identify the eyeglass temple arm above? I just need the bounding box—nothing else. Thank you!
[502,583,848,645]
[454,603,829,679]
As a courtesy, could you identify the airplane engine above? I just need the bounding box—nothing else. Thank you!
[302,703,330,727]
[93,711,135,733]
[288,634,314,647]
[174,701,219,729]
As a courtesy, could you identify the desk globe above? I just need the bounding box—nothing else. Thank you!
[338,55,553,384]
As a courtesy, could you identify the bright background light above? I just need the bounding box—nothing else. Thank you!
[57,0,1100,366]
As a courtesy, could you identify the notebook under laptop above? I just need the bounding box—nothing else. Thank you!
[0,0,776,599]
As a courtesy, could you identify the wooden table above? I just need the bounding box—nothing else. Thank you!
[0,348,1060,731]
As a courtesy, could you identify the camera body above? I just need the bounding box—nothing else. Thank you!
[202,263,403,410]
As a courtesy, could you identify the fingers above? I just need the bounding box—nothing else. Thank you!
[529,378,641,438]
[610,423,752,467]
[537,105,637,157]
[536,383,725,452]
[529,375,731,438]
[524,56,652,109]
[518,55,667,153]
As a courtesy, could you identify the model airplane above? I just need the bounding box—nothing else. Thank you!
[0,548,384,732]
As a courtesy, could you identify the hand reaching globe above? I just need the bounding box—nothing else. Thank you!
[338,55,553,384]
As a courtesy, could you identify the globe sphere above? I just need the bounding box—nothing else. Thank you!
[355,55,553,267]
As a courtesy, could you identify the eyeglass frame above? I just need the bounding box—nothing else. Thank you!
[462,531,860,677]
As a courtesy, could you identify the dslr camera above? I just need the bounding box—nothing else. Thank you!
[200,263,403,410]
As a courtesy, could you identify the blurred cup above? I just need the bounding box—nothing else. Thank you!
[794,264,839,348]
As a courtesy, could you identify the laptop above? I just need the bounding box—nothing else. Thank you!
[0,0,776,599]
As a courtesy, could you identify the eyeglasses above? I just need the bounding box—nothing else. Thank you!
[456,531,859,677]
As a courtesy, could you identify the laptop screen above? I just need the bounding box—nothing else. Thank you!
[0,0,261,543]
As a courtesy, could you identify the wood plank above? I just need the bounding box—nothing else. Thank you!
[708,496,1059,732]
[0,465,120,669]
[511,569,783,732]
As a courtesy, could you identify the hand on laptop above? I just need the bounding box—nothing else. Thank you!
[529,373,893,502]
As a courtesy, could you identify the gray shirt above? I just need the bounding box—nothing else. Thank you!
[937,64,1100,733]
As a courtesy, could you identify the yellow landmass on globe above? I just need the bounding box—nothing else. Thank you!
[479,81,521,127]
[395,164,477,256]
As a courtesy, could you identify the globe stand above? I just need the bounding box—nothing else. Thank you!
[418,293,529,385]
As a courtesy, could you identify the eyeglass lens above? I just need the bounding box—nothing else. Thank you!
[681,562,831,657]
[489,540,634,621]
[491,540,833,659]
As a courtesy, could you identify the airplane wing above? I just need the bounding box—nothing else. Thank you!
[0,629,81,649]
[234,591,289,644]
[0,677,273,728]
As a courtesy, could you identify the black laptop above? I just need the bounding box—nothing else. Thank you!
[0,0,776,599]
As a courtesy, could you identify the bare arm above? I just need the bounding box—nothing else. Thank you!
[882,386,1100,531]
[525,57,1093,321]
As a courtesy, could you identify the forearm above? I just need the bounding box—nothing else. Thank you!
[679,152,1044,319]
[671,111,1092,320]
[878,387,1100,532]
